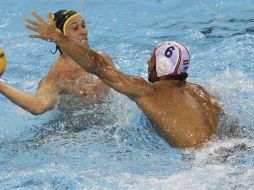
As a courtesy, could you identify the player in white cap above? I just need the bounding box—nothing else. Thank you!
[149,41,190,82]
[25,12,222,148]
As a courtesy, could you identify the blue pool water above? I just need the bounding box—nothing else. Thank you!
[0,0,254,189]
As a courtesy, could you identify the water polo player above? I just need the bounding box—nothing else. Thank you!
[0,10,111,115]
[25,12,222,148]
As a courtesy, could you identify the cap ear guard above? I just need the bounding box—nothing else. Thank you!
[156,57,173,77]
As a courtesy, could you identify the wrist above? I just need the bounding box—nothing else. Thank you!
[55,34,70,47]
[0,80,5,91]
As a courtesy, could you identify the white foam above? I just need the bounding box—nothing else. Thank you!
[209,70,254,92]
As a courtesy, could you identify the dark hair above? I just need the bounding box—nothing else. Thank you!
[167,73,188,81]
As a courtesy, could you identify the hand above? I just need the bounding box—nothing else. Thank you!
[24,11,61,42]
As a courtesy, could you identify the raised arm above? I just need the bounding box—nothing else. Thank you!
[24,12,153,99]
[58,35,152,99]
[0,77,61,115]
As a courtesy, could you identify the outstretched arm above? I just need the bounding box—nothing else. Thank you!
[24,12,153,99]
[0,78,61,115]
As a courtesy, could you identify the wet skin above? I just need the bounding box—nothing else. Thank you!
[0,14,111,115]
[24,12,222,148]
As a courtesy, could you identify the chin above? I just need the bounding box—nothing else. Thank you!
[83,40,89,48]
[82,43,89,48]
[78,40,89,48]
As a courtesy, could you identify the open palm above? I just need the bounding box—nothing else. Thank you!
[24,11,61,42]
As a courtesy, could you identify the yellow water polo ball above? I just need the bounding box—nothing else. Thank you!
[0,48,7,76]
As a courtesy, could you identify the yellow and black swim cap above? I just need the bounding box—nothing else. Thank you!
[53,10,80,35]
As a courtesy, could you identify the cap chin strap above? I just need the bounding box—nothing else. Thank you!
[156,57,172,77]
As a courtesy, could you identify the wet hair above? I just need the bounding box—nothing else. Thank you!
[51,10,79,55]
[167,73,188,81]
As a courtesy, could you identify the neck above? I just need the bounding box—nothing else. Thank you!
[157,79,187,87]
[159,73,188,81]
[61,51,71,59]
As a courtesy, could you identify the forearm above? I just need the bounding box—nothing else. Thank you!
[56,35,106,75]
[0,82,47,115]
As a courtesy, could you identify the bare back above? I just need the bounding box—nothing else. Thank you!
[135,80,221,148]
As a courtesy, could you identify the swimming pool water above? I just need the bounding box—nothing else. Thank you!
[0,0,254,189]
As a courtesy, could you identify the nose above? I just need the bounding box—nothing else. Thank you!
[79,27,87,36]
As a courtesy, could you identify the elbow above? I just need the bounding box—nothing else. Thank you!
[29,105,47,115]
[30,111,44,116]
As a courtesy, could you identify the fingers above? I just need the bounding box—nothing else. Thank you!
[25,24,38,32]
[24,17,39,27]
[28,34,41,39]
[24,11,57,42]
[31,11,46,24]
[28,34,50,41]
[48,13,54,25]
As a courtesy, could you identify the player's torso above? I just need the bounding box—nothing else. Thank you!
[47,58,109,101]
[136,81,221,147]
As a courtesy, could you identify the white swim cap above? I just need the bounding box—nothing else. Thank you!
[153,41,190,78]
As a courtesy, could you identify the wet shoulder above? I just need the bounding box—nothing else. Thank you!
[136,80,184,104]
[43,57,63,81]
[185,82,216,100]
[35,58,60,86]
[186,82,221,112]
